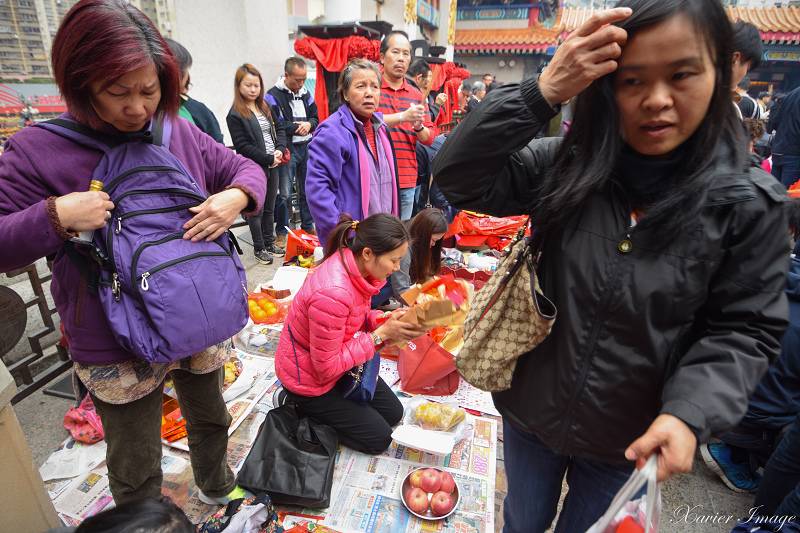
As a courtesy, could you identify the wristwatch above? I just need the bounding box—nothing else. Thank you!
[413,125,424,132]
[371,332,383,346]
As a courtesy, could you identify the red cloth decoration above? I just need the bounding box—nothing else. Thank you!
[453,67,471,80]
[294,35,381,122]
[431,63,447,92]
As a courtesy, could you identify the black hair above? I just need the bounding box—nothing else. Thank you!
[739,76,751,91]
[483,73,493,79]
[407,58,432,79]
[380,31,410,55]
[733,20,763,70]
[284,56,306,75]
[407,208,448,284]
[758,91,770,99]
[323,213,409,275]
[163,37,192,74]
[787,199,800,241]
[461,81,472,91]
[530,0,745,244]
[74,497,193,533]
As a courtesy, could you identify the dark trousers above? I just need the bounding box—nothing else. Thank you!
[755,413,800,516]
[248,166,279,250]
[284,376,403,455]
[772,153,800,189]
[275,144,314,234]
[502,420,641,533]
[91,366,235,504]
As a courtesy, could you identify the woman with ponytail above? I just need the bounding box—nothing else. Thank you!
[274,213,425,454]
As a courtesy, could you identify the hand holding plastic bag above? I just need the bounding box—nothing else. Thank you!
[585,455,661,533]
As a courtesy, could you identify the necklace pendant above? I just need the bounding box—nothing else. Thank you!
[618,239,633,253]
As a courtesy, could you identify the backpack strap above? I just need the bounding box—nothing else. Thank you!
[34,119,125,153]
[35,117,172,150]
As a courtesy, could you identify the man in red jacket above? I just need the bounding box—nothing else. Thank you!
[377,31,436,220]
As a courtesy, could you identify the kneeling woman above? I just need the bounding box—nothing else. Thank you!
[275,213,425,454]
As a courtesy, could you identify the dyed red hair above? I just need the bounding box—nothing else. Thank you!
[51,0,181,131]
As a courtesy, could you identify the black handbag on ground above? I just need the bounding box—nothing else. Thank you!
[237,403,338,509]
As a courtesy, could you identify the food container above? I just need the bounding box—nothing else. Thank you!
[399,467,460,521]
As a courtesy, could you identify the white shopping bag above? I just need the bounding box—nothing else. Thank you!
[585,454,661,533]
[223,502,271,533]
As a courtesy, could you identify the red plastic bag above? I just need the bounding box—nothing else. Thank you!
[398,334,459,395]
[63,395,104,444]
[248,292,289,325]
[445,211,528,240]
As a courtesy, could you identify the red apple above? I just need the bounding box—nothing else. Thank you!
[405,487,429,515]
[420,468,442,493]
[439,471,456,494]
[430,491,453,516]
[409,469,423,489]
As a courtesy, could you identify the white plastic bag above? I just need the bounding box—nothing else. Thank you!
[585,454,661,533]
[222,502,270,533]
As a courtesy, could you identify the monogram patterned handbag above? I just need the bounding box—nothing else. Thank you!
[455,220,556,392]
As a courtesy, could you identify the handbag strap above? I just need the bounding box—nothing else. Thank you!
[287,324,302,384]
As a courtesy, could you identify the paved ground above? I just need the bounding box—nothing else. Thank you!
[8,227,762,532]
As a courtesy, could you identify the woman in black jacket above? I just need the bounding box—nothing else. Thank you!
[227,63,286,264]
[433,0,789,531]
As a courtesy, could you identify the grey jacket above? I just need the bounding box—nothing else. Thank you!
[433,76,790,465]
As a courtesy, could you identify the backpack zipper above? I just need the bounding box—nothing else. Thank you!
[106,189,207,270]
[130,232,237,324]
[103,166,192,195]
[115,202,202,235]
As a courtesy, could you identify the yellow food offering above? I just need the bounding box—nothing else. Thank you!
[224,361,238,384]
[412,402,466,430]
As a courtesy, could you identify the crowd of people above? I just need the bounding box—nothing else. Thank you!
[4,0,800,531]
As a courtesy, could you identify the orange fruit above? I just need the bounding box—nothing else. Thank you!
[251,308,267,321]
[264,306,278,317]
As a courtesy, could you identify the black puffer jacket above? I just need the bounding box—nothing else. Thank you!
[433,76,790,465]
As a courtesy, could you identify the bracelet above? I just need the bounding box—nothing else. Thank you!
[413,125,424,133]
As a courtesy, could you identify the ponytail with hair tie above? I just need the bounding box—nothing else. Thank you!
[322,213,409,275]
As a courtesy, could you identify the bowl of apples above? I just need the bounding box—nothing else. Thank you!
[400,467,459,520]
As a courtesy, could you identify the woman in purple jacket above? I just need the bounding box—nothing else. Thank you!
[305,59,400,244]
[0,0,265,505]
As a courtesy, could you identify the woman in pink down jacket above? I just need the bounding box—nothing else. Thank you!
[275,213,425,454]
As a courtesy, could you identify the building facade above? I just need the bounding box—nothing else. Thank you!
[0,0,79,78]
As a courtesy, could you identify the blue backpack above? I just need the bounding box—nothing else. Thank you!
[36,118,249,363]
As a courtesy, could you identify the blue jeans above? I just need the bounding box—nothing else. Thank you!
[399,186,418,221]
[503,420,640,533]
[755,414,800,517]
[772,153,800,189]
[275,143,314,235]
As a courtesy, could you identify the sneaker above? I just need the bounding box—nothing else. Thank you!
[275,234,287,247]
[198,485,252,506]
[700,442,761,493]
[265,243,285,256]
[272,385,288,407]
[254,249,273,265]
[304,227,317,236]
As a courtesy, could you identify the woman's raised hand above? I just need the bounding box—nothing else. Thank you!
[538,7,632,106]
[376,312,425,342]
[55,191,115,234]
[183,188,249,243]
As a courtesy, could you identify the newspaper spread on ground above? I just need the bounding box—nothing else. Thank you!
[321,415,497,533]
[51,472,115,523]
[40,438,108,481]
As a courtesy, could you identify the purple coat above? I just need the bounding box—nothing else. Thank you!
[0,112,266,365]
[305,105,399,244]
